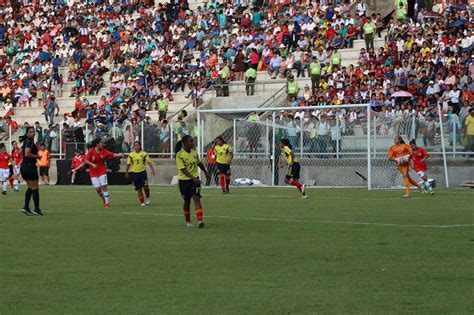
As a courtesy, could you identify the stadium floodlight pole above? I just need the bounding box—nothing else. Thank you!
[170,121,174,159]
[336,116,340,159]
[271,111,276,187]
[437,103,450,188]
[9,125,12,152]
[233,119,237,156]
[367,103,372,190]
[59,123,63,159]
[197,110,201,158]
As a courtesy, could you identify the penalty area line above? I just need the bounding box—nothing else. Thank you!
[0,209,472,229]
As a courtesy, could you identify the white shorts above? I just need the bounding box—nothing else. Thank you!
[0,168,10,180]
[416,171,426,179]
[14,165,21,175]
[91,174,108,188]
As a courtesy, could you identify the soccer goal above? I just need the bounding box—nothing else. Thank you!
[196,104,449,189]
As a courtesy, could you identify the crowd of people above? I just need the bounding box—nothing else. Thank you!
[0,0,472,156]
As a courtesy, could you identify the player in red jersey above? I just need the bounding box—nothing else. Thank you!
[409,140,434,195]
[84,138,124,207]
[0,143,13,195]
[70,149,85,184]
[9,141,22,192]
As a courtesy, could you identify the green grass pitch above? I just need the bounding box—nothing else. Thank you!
[0,186,473,313]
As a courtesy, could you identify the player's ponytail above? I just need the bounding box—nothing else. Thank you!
[409,139,416,146]
[396,135,405,144]
[280,138,292,150]
[175,135,192,153]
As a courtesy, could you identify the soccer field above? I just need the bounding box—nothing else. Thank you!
[0,186,473,313]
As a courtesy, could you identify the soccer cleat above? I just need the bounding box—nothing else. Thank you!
[141,203,146,207]
[430,190,435,195]
[222,190,228,194]
[2,190,6,195]
[301,194,308,199]
[104,203,110,209]
[186,222,194,227]
[11,189,19,193]
[33,209,43,216]
[21,208,33,216]
[197,221,205,228]
[422,187,428,194]
[402,194,410,198]
[226,186,230,193]
[301,184,306,196]
[145,198,151,205]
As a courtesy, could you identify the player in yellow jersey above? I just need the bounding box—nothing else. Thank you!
[214,136,233,194]
[175,135,210,228]
[280,139,307,199]
[125,141,155,206]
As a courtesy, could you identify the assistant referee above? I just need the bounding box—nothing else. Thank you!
[19,127,42,216]
[125,141,155,207]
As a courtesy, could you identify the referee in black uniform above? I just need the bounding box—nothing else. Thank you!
[19,127,42,216]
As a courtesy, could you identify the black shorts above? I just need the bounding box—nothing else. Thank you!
[39,167,49,177]
[131,171,148,190]
[286,162,301,180]
[20,164,39,181]
[216,162,231,175]
[179,179,201,199]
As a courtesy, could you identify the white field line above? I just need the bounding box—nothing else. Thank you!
[0,209,472,229]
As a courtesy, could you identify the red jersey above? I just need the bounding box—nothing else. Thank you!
[0,152,11,169]
[11,147,23,165]
[411,147,429,172]
[71,154,85,169]
[85,148,114,177]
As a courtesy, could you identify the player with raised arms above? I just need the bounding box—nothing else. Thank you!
[409,140,434,195]
[125,141,155,207]
[387,136,421,198]
[214,136,233,194]
[175,135,210,228]
[84,137,124,208]
[280,138,307,199]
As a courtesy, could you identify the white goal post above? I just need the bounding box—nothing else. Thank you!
[196,104,449,189]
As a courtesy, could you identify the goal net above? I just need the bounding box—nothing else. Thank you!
[196,104,447,189]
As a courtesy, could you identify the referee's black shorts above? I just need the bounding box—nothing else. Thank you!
[216,162,231,175]
[179,179,201,200]
[130,171,148,191]
[286,162,301,180]
[20,163,39,181]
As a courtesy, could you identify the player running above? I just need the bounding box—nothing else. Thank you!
[0,143,12,195]
[175,135,210,228]
[280,138,307,199]
[70,149,85,184]
[388,136,421,198]
[214,136,233,194]
[409,140,434,195]
[10,141,22,192]
[84,138,124,208]
[125,141,155,207]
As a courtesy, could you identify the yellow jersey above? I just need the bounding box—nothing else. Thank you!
[282,146,297,164]
[127,150,151,173]
[466,115,474,136]
[176,148,200,180]
[215,143,232,164]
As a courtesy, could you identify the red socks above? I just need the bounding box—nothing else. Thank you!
[225,175,231,187]
[289,180,303,193]
[219,174,226,192]
[9,177,14,189]
[138,194,145,204]
[184,207,191,223]
[196,208,203,221]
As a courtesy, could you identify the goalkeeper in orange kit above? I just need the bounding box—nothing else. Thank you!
[387,136,421,198]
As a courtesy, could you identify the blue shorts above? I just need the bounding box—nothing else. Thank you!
[286,162,301,180]
[179,179,201,199]
[216,163,231,175]
[131,171,148,190]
